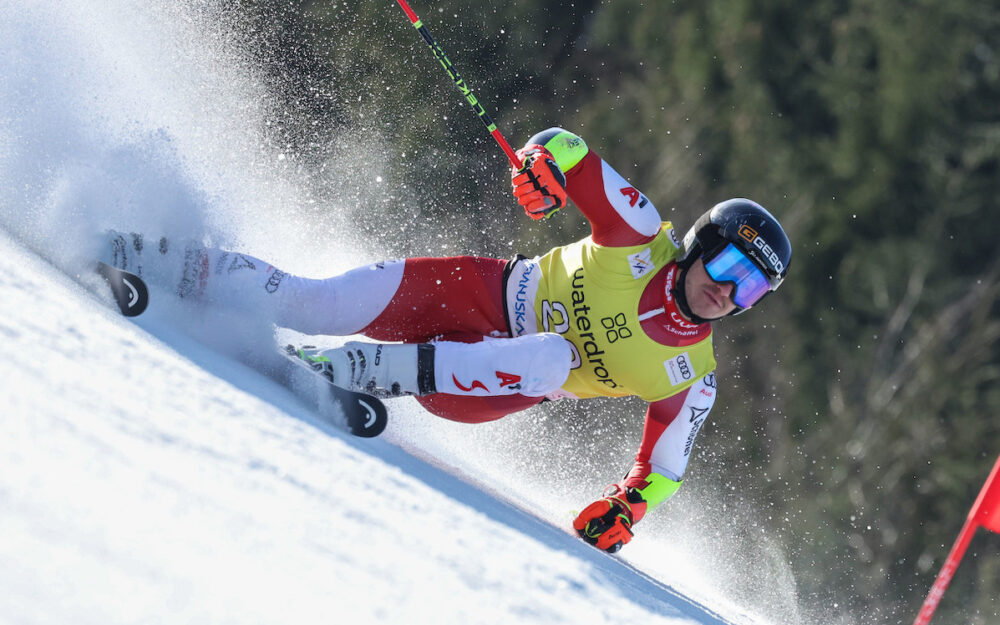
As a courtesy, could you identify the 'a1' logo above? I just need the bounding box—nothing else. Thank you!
[620,186,649,208]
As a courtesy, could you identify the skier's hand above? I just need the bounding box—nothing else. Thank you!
[511,144,567,220]
[573,485,647,553]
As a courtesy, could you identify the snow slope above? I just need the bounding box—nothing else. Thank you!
[0,2,816,624]
[1,230,741,625]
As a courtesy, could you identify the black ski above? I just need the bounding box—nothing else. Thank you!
[281,345,388,438]
[94,259,384,437]
[97,261,149,317]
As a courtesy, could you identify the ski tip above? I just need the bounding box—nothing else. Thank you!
[347,394,388,438]
[97,262,149,317]
[279,343,389,438]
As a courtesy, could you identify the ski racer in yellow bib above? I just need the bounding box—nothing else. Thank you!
[103,127,792,555]
[506,128,791,552]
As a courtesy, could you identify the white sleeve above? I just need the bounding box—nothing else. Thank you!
[644,373,717,481]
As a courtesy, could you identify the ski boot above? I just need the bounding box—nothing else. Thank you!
[286,342,435,398]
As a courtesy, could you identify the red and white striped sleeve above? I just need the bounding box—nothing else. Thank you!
[528,128,663,247]
[622,373,717,508]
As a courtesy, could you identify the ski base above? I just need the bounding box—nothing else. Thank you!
[280,345,388,438]
[97,261,149,317]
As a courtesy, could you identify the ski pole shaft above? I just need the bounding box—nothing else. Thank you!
[394,0,523,169]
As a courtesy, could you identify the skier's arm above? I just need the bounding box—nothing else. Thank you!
[574,374,717,552]
[625,373,717,510]
[520,128,663,247]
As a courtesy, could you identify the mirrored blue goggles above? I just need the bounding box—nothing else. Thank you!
[703,243,772,309]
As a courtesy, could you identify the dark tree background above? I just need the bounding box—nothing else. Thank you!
[236,0,1000,621]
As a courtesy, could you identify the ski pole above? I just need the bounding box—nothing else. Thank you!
[393,0,523,170]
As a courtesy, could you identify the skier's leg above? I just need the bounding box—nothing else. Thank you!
[108,234,562,421]
[285,254,572,414]
[190,254,407,336]
[359,256,510,342]
[302,332,573,400]
[431,333,573,397]
[102,232,405,335]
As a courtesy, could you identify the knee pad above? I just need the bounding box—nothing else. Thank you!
[522,333,573,396]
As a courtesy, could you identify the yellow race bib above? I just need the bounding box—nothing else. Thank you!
[530,223,716,401]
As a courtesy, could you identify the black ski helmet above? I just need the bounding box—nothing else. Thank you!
[676,198,792,318]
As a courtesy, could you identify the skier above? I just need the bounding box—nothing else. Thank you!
[106,127,791,553]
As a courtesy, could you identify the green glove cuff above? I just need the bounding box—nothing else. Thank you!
[635,472,682,509]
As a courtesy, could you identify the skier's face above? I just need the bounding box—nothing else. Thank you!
[684,258,739,319]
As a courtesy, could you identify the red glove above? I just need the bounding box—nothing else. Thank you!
[511,144,567,220]
[573,485,649,553]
